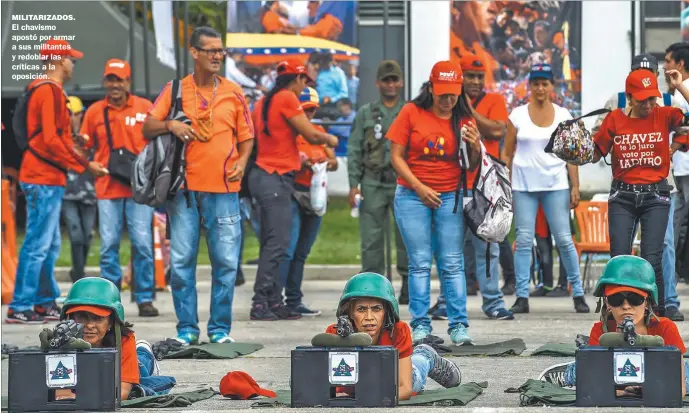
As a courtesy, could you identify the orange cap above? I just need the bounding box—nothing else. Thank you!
[220,371,277,400]
[459,54,486,73]
[276,59,313,82]
[625,70,661,101]
[429,60,463,96]
[65,305,112,317]
[604,285,649,298]
[39,39,83,61]
[104,59,131,79]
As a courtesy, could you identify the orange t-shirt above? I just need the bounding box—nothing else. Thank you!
[589,317,686,354]
[120,333,140,385]
[80,94,152,199]
[19,79,89,186]
[386,103,469,193]
[465,92,508,188]
[253,90,304,175]
[295,125,328,187]
[594,107,689,185]
[325,321,413,359]
[148,75,254,193]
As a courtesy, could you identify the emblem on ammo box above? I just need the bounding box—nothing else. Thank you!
[328,352,358,384]
[45,354,78,388]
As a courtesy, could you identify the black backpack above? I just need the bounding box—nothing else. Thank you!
[131,79,189,208]
[12,81,68,173]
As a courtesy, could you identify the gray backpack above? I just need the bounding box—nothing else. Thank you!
[131,80,189,207]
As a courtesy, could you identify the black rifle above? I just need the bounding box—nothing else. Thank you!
[336,316,354,337]
[49,320,84,349]
[619,317,637,346]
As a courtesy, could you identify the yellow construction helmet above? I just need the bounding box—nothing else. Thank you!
[67,96,84,114]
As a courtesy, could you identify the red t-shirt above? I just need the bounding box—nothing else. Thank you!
[253,90,304,175]
[594,106,689,184]
[325,321,413,359]
[387,103,471,193]
[465,93,508,187]
[589,317,686,354]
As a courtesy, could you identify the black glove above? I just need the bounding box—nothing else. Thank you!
[152,338,184,360]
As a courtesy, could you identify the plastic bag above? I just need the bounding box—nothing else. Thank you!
[310,161,328,216]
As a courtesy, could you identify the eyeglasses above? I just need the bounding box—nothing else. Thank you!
[606,292,646,307]
[195,47,227,57]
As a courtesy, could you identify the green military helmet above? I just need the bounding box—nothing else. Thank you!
[337,272,400,322]
[593,255,658,304]
[60,277,126,324]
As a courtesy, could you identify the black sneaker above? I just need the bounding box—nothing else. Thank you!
[531,286,550,297]
[138,302,160,317]
[270,304,302,320]
[398,280,409,305]
[666,306,685,321]
[288,304,321,317]
[250,304,278,321]
[546,286,569,297]
[510,297,530,314]
[416,344,461,388]
[429,304,448,320]
[501,281,516,296]
[573,296,590,313]
[35,304,61,321]
[6,309,46,324]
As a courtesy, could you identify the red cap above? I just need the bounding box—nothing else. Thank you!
[104,59,131,79]
[459,54,486,73]
[604,285,649,298]
[220,371,277,400]
[429,61,463,96]
[65,305,112,317]
[39,39,83,61]
[625,70,661,101]
[276,59,313,82]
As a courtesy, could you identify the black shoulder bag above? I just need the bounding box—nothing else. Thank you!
[103,107,138,186]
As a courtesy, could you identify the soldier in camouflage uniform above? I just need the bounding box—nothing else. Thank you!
[347,60,409,304]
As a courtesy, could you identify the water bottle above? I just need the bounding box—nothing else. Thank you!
[350,193,362,218]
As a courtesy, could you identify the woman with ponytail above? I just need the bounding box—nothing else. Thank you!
[248,59,338,322]
[387,60,482,345]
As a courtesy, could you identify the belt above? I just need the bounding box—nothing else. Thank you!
[611,179,667,193]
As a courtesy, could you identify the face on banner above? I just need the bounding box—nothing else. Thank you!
[450,1,582,116]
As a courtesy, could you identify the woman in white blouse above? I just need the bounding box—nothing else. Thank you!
[501,63,589,314]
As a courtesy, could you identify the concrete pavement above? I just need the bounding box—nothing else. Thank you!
[2,278,688,412]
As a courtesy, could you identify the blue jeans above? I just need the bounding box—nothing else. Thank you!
[436,191,506,316]
[135,347,176,396]
[166,191,241,337]
[564,359,689,394]
[411,345,434,393]
[394,185,468,331]
[9,184,63,312]
[513,190,584,299]
[664,194,679,309]
[279,196,322,307]
[98,198,154,304]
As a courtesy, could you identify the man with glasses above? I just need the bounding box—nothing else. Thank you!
[6,40,108,324]
[143,26,254,345]
[347,60,409,304]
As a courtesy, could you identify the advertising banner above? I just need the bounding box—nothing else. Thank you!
[450,1,582,116]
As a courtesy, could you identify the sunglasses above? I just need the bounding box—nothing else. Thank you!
[606,292,646,307]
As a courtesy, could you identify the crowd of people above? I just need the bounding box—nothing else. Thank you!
[4,26,688,352]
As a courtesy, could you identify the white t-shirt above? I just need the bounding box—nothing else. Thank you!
[672,77,689,176]
[509,103,571,192]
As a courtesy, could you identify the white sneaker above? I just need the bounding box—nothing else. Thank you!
[136,339,160,376]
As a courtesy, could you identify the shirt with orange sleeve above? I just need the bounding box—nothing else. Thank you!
[253,90,304,175]
[588,317,686,354]
[80,94,152,199]
[120,333,140,385]
[19,79,89,186]
[148,75,254,193]
[325,321,413,359]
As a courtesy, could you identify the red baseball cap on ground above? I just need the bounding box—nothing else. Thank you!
[625,70,661,101]
[220,371,277,400]
[429,60,463,96]
[39,39,83,61]
[459,53,486,73]
[276,59,313,82]
[104,59,131,79]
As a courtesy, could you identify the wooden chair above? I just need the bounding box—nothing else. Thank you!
[574,201,610,293]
